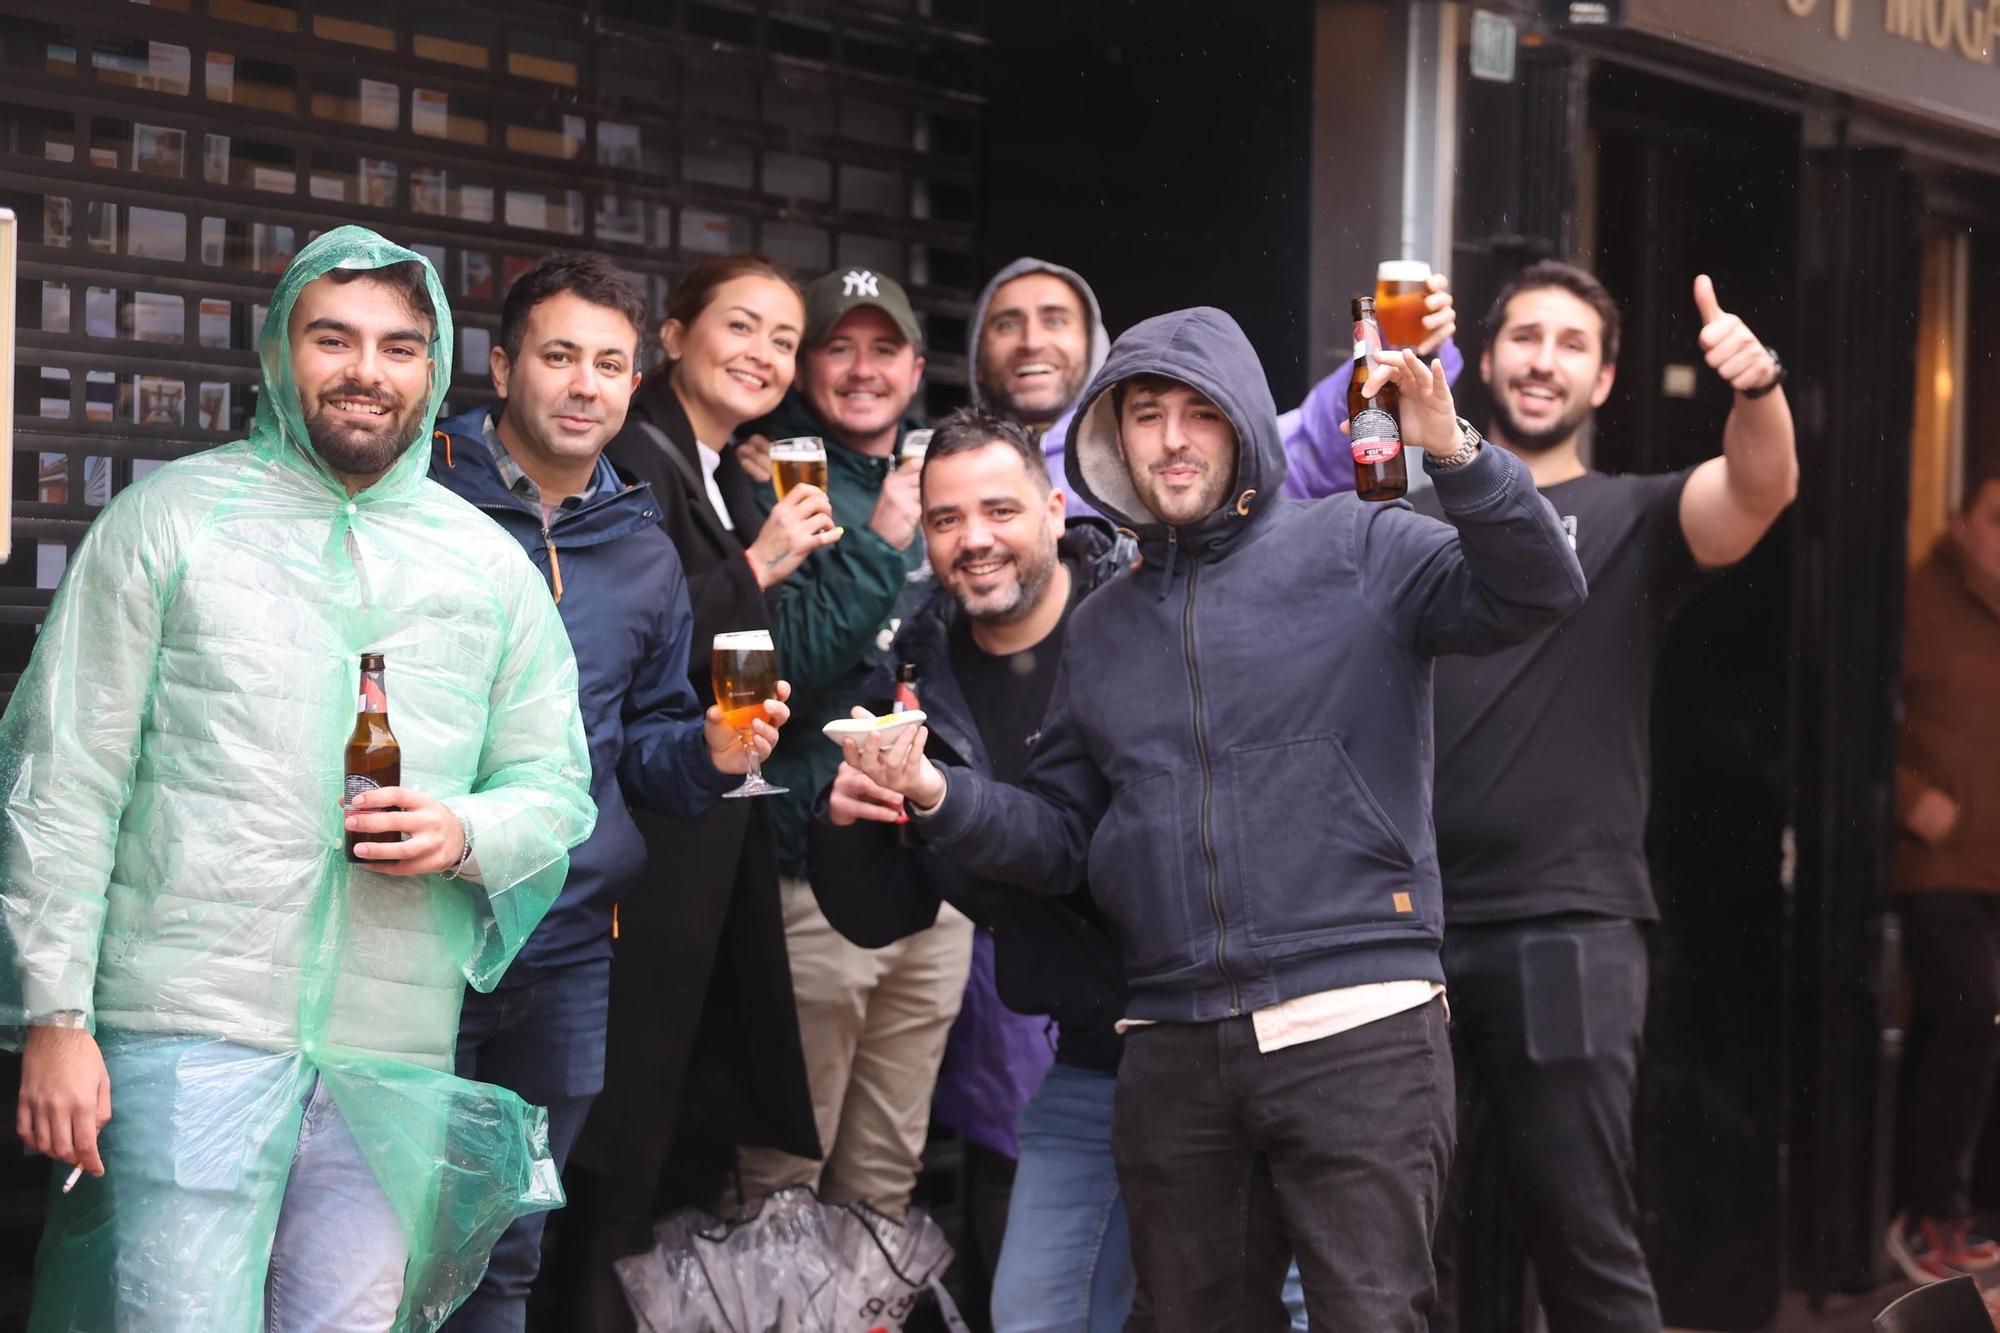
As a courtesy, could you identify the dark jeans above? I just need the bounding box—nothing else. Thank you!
[1901,892,2000,1223]
[445,957,612,1333]
[1111,997,1453,1333]
[1432,916,1659,1333]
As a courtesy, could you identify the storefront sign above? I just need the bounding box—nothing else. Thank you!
[1471,10,1520,81]
[1619,0,2000,136]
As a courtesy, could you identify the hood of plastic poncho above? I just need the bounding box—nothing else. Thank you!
[967,257,1111,419]
[1064,306,1282,565]
[255,225,455,503]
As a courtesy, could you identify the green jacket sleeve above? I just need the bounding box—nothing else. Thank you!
[768,525,909,699]
[441,565,596,992]
[0,487,167,1047]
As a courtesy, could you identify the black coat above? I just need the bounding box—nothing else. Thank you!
[569,378,819,1180]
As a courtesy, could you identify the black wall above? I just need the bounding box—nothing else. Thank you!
[979,0,1318,406]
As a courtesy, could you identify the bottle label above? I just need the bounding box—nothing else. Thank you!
[1350,407,1403,466]
[345,774,382,804]
[358,676,387,714]
[893,680,920,715]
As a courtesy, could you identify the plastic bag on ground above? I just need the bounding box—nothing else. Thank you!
[616,1185,963,1333]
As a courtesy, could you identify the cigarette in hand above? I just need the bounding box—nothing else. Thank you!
[62,1165,83,1194]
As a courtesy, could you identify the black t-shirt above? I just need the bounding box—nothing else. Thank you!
[946,569,1080,785]
[1414,468,1702,924]
[944,562,1118,1070]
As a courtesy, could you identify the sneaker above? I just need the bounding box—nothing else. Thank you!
[1888,1211,1994,1283]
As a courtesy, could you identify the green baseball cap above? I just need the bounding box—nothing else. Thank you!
[803,267,923,350]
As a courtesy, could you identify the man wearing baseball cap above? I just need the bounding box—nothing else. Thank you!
[730,268,973,1220]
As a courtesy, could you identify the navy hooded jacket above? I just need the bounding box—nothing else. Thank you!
[917,308,1588,1023]
[432,408,728,978]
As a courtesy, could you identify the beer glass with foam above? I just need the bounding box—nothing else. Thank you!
[770,437,828,501]
[1374,260,1433,350]
[712,630,787,798]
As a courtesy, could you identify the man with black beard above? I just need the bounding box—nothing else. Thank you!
[5,227,597,1332]
[808,407,1140,1333]
[1413,261,1798,1332]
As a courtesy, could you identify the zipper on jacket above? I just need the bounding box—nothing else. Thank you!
[1177,529,1240,1015]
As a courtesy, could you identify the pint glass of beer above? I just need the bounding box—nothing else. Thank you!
[1375,260,1433,349]
[712,630,787,798]
[900,428,934,467]
[770,437,829,500]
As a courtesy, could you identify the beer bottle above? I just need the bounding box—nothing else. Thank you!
[1348,296,1408,502]
[344,652,402,863]
[890,662,920,828]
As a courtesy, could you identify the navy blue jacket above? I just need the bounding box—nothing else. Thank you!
[432,408,727,978]
[918,308,1588,1023]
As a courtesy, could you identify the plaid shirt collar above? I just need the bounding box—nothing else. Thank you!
[481,411,597,512]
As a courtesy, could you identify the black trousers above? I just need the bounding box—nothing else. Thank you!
[1432,917,1660,1333]
[1111,997,1453,1333]
[1901,892,2000,1223]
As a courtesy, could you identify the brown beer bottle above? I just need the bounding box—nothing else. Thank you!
[344,652,402,863]
[1348,296,1409,502]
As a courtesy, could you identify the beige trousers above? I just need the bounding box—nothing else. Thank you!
[733,878,974,1218]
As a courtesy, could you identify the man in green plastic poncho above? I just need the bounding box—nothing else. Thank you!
[1,226,597,1332]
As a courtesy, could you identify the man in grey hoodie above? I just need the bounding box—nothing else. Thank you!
[966,258,1112,517]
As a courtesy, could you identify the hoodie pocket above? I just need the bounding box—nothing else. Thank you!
[1228,733,1418,947]
[1086,768,1198,982]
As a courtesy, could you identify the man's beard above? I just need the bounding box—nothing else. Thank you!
[303,380,425,477]
[954,541,1059,625]
[980,361,1086,429]
[1490,381,1594,453]
[1134,455,1230,527]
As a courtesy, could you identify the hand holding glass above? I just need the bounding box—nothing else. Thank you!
[713,631,787,798]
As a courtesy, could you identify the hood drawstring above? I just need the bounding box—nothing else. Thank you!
[1159,527,1180,601]
[438,430,454,469]
[542,521,565,605]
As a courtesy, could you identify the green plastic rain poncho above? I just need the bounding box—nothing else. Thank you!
[0,227,596,1330]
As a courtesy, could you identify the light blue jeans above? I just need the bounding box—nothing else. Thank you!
[991,1063,1134,1333]
[264,1074,409,1331]
[992,1062,1310,1333]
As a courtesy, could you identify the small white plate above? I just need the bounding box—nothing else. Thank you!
[821,709,926,741]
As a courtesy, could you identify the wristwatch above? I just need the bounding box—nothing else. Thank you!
[1741,347,1786,400]
[442,811,475,881]
[1430,418,1484,471]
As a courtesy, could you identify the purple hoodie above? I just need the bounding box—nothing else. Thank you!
[1278,338,1466,499]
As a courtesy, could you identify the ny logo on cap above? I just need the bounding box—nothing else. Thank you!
[842,270,881,298]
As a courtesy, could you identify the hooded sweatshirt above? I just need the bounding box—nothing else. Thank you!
[967,258,1111,517]
[0,227,595,1328]
[918,307,1586,1023]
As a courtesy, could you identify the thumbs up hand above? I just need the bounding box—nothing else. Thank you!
[1694,274,1779,394]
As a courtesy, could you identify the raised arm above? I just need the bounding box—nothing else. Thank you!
[1284,272,1463,500]
[1677,275,1799,570]
[1357,350,1588,656]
